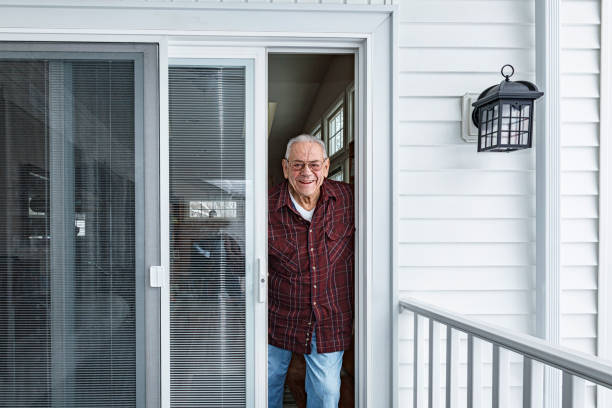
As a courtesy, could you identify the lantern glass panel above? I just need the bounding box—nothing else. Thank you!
[502,103,510,117]
[509,105,519,144]
[521,104,530,117]
[501,130,508,145]
[520,118,529,144]
[500,131,509,146]
[501,116,509,132]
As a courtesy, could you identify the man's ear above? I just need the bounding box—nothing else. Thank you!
[282,159,289,179]
[322,158,330,177]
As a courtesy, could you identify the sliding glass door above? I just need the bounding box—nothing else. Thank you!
[166,55,266,407]
[0,43,266,408]
[0,44,159,407]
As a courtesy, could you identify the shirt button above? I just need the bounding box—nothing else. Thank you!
[309,229,313,233]
[310,247,314,252]
[313,301,317,305]
[313,284,317,289]
[312,266,316,271]
[308,322,312,325]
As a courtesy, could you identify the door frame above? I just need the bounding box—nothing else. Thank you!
[0,4,398,407]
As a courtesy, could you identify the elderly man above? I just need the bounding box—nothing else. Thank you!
[268,134,355,408]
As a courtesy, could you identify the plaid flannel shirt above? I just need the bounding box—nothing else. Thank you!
[268,179,354,354]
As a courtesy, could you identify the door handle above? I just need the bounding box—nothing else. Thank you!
[150,265,165,288]
[257,258,266,303]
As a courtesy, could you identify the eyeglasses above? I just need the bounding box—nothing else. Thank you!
[285,159,327,172]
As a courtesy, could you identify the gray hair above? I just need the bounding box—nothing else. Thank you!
[284,134,328,160]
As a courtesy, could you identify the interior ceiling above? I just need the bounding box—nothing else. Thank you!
[268,53,333,155]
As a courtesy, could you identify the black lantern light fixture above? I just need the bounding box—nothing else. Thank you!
[472,64,543,152]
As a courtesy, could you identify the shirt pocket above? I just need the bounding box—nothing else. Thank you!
[269,237,298,277]
[325,223,355,265]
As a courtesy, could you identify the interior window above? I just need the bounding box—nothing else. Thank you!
[328,167,344,182]
[327,106,344,157]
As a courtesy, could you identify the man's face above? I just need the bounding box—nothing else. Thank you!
[282,141,329,199]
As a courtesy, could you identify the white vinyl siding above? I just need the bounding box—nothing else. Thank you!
[396,0,536,405]
[559,1,601,405]
[560,0,601,358]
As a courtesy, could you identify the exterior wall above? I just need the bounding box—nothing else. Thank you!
[395,0,605,406]
[396,0,537,405]
[560,0,601,358]
[559,1,602,405]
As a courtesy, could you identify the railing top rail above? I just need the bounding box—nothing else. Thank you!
[399,297,612,388]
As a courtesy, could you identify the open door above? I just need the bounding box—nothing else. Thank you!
[267,52,356,407]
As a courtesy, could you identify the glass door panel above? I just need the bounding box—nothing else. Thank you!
[0,45,157,407]
[168,61,254,407]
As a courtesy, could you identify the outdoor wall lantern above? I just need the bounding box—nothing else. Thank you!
[472,64,543,152]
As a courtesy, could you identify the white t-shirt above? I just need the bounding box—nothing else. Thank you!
[289,191,315,222]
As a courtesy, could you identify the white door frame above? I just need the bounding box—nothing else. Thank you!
[0,4,398,407]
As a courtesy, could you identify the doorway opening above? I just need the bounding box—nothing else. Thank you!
[267,52,356,407]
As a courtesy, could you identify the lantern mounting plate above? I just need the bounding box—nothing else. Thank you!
[462,93,479,143]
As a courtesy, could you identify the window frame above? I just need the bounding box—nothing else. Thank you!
[325,98,345,159]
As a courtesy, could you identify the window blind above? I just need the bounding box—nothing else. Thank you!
[0,59,140,407]
[168,66,247,407]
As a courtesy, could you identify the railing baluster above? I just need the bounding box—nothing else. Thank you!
[467,334,481,408]
[491,345,510,408]
[492,345,500,408]
[414,313,426,407]
[523,357,532,408]
[400,298,612,408]
[414,312,419,408]
[562,372,586,408]
[445,326,458,408]
[429,320,440,407]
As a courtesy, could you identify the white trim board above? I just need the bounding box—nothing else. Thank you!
[536,0,562,407]
[0,4,396,408]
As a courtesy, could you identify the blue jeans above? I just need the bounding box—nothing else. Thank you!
[268,330,344,408]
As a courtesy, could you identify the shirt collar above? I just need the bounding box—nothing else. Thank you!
[273,179,338,212]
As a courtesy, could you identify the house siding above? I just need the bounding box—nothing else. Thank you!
[559,1,601,405]
[397,0,534,405]
[397,0,603,406]
[560,0,600,357]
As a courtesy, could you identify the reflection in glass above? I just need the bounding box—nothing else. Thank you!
[169,66,247,407]
[0,59,139,406]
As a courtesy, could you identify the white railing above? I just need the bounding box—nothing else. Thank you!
[399,297,612,408]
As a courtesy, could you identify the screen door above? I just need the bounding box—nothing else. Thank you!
[0,43,159,407]
[165,54,266,408]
